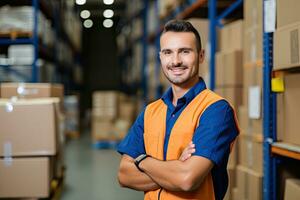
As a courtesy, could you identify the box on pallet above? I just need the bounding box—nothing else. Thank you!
[0,83,64,100]
[244,0,263,29]
[238,106,248,131]
[0,157,52,198]
[277,73,300,146]
[277,0,300,29]
[284,179,300,200]
[0,98,62,156]
[228,138,239,169]
[243,26,263,66]
[223,167,236,200]
[92,91,119,120]
[187,18,209,49]
[236,165,263,200]
[238,133,263,174]
[64,95,80,136]
[274,22,300,70]
[91,118,115,141]
[215,87,243,110]
[243,65,263,107]
[219,20,243,52]
[216,50,243,87]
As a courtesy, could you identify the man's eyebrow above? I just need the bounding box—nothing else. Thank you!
[161,47,193,52]
[178,47,193,51]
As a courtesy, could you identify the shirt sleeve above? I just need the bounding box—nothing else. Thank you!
[117,109,146,159]
[192,100,239,166]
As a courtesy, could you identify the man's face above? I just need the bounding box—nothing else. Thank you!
[159,31,204,86]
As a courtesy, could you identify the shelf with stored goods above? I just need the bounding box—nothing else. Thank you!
[0,0,82,92]
[271,142,300,161]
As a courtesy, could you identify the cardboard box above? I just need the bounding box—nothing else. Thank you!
[277,73,300,146]
[92,91,119,107]
[232,187,238,200]
[228,140,238,168]
[238,106,248,131]
[216,50,243,87]
[243,26,263,66]
[0,157,52,198]
[220,20,244,52]
[187,18,209,49]
[243,65,263,106]
[91,118,115,141]
[274,22,300,70]
[0,83,63,102]
[238,133,263,174]
[277,0,300,28]
[0,99,59,156]
[284,179,300,200]
[215,87,243,110]
[244,0,263,29]
[236,165,263,200]
[224,167,236,200]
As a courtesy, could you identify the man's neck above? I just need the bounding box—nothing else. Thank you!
[171,77,199,106]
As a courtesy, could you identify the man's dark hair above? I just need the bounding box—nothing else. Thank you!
[162,19,202,52]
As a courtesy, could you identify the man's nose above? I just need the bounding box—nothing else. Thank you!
[172,53,182,66]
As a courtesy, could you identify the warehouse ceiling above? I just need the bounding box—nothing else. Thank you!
[75,0,126,29]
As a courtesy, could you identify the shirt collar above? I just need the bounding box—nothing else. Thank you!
[161,77,207,107]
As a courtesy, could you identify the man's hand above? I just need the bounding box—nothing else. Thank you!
[179,141,195,162]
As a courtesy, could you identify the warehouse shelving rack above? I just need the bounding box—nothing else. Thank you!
[0,0,40,82]
[262,1,300,200]
[0,0,82,93]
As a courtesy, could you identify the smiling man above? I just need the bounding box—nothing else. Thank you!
[117,20,239,200]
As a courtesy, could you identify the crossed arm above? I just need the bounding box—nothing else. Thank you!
[117,142,214,192]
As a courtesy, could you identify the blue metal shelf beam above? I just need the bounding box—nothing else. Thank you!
[208,0,217,90]
[209,0,243,91]
[216,0,243,27]
[0,38,34,45]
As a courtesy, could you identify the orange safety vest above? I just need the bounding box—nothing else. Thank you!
[144,89,239,200]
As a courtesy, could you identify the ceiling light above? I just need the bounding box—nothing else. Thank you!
[80,10,91,19]
[103,19,113,28]
[103,0,114,5]
[103,9,114,18]
[84,19,93,28]
[76,0,86,5]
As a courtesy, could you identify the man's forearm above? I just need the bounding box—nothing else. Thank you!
[139,156,213,192]
[139,157,190,191]
[118,156,160,191]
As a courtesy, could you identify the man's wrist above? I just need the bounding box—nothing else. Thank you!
[134,154,150,172]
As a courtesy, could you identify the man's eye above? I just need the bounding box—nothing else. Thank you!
[183,50,190,54]
[163,51,171,55]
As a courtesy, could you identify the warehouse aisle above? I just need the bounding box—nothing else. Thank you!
[61,134,143,200]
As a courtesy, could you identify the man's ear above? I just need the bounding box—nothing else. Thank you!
[199,49,205,63]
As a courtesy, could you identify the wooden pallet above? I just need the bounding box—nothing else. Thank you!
[65,130,80,139]
[0,30,33,39]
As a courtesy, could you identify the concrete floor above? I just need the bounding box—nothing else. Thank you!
[61,134,144,200]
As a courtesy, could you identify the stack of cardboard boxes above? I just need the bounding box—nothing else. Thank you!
[91,91,137,142]
[92,91,119,141]
[215,19,244,110]
[274,0,300,148]
[274,0,300,197]
[0,83,65,198]
[232,0,264,199]
[214,19,244,200]
[188,18,210,85]
[64,95,80,138]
